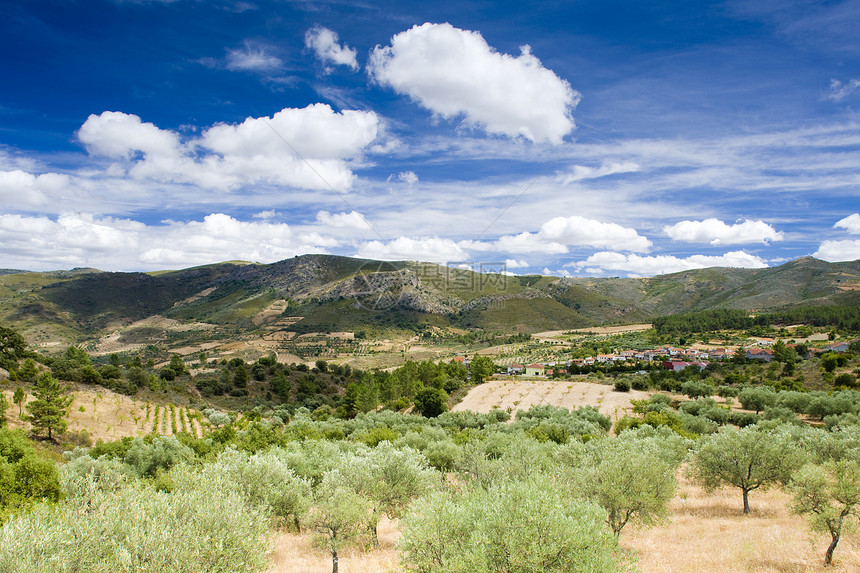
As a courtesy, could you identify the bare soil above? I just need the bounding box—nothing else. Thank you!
[452,378,650,421]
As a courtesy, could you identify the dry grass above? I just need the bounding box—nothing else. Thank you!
[266,517,400,573]
[621,473,860,573]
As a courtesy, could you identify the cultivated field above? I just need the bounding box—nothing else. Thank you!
[453,378,650,421]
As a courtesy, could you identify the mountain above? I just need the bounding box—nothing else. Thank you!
[1,255,857,348]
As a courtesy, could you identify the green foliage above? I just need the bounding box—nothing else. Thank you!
[24,372,73,440]
[571,433,679,535]
[689,425,805,513]
[414,387,449,418]
[335,442,437,545]
[123,436,195,478]
[399,477,634,573]
[789,459,860,565]
[0,429,61,521]
[310,468,374,573]
[0,327,28,371]
[0,464,271,573]
[738,385,777,414]
[468,356,495,384]
[204,447,312,529]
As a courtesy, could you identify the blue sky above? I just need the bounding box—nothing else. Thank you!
[1,0,859,276]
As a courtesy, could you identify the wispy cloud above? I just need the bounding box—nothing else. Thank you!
[823,78,860,102]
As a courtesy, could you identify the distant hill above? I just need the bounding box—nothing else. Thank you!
[1,255,857,347]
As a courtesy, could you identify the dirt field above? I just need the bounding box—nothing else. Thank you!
[453,378,650,420]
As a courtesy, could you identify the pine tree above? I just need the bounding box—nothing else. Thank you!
[25,372,73,440]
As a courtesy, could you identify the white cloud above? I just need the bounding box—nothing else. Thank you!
[492,232,568,255]
[0,212,338,271]
[814,240,860,262]
[823,78,860,102]
[77,105,378,192]
[225,43,283,72]
[560,162,640,184]
[478,216,650,255]
[368,23,579,144]
[78,111,180,159]
[664,218,784,245]
[356,236,468,263]
[305,26,359,72]
[540,216,652,251]
[0,169,68,207]
[568,250,769,276]
[504,258,529,268]
[835,213,860,234]
[316,210,370,230]
[253,210,277,219]
[387,171,418,185]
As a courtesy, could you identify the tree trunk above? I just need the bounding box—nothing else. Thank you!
[293,514,301,534]
[369,523,379,548]
[742,488,750,514]
[825,532,839,566]
[331,531,339,573]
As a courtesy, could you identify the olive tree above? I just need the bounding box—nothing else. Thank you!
[336,442,437,546]
[789,459,860,566]
[572,433,681,536]
[689,425,803,514]
[310,469,373,573]
[399,476,635,573]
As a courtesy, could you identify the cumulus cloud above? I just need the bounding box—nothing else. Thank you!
[225,43,283,72]
[0,212,338,271]
[567,250,769,276]
[77,105,378,192]
[305,26,359,72]
[835,213,860,234]
[504,258,529,268]
[489,216,650,255]
[823,78,860,102]
[814,240,860,262]
[356,236,468,263]
[0,169,71,207]
[316,210,370,230]
[664,218,784,245]
[368,23,579,144]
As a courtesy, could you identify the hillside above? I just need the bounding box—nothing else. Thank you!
[0,255,857,352]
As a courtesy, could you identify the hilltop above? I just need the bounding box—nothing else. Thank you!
[0,255,857,355]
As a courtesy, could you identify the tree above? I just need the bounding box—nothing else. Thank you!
[399,477,634,573]
[789,459,860,566]
[738,386,777,414]
[311,469,373,573]
[414,387,448,418]
[337,443,437,546]
[0,326,27,371]
[469,356,495,384]
[573,435,678,536]
[17,359,38,383]
[24,372,73,441]
[689,426,803,514]
[13,387,25,418]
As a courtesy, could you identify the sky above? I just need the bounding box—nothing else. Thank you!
[1,0,859,277]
